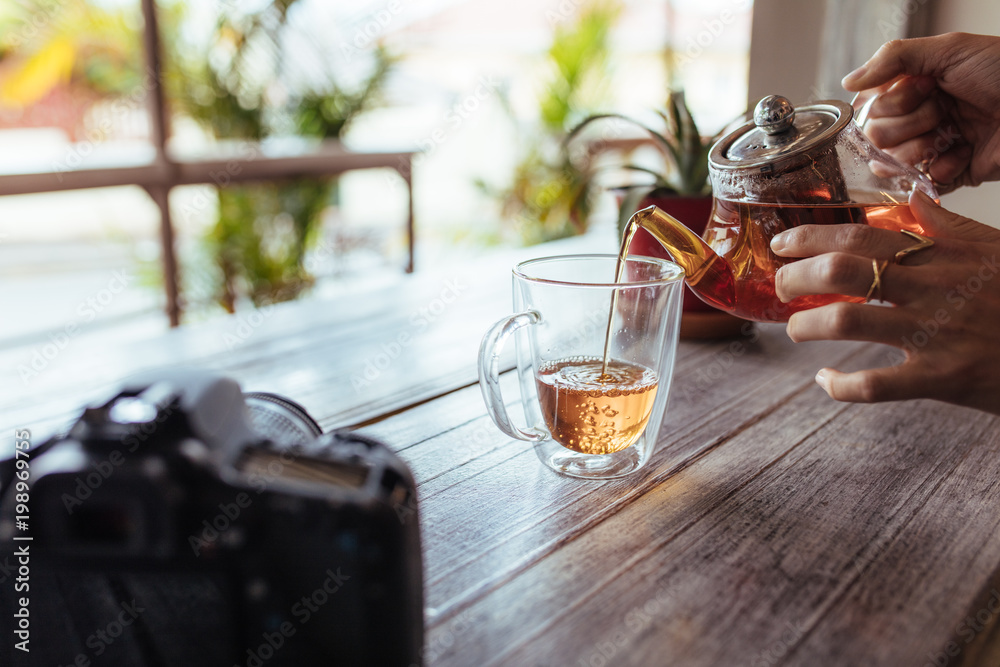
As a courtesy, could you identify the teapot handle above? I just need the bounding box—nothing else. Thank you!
[851,90,943,193]
[851,91,879,130]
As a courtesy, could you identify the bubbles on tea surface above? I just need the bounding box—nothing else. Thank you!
[537,355,657,394]
[535,357,658,455]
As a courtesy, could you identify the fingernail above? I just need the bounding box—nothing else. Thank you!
[841,66,866,88]
[773,267,791,303]
[770,232,788,253]
[911,188,938,206]
[815,369,829,389]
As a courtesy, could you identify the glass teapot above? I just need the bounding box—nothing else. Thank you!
[628,94,938,323]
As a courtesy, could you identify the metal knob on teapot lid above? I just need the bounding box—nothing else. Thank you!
[710,94,853,170]
[753,95,796,134]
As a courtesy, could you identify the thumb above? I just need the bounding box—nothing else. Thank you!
[842,37,941,91]
[909,189,1000,243]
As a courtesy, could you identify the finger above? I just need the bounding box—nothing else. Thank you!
[786,301,915,345]
[881,134,935,167]
[867,75,937,118]
[863,97,946,149]
[909,189,1000,243]
[851,85,896,116]
[842,37,945,92]
[771,224,919,261]
[814,365,934,404]
[775,253,919,304]
[880,134,971,184]
[928,142,973,190]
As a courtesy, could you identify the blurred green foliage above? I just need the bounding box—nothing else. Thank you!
[1,0,393,314]
[539,2,618,133]
[164,1,394,312]
[489,0,620,245]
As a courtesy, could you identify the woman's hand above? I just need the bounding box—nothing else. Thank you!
[771,190,1000,415]
[843,32,1000,192]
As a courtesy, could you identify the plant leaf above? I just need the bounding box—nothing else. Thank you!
[565,111,684,178]
[620,164,670,187]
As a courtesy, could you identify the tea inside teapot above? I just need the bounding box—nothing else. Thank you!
[622,95,938,323]
[704,194,923,322]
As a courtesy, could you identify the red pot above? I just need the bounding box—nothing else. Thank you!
[626,192,748,339]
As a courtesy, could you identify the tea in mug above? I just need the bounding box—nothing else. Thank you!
[535,356,658,455]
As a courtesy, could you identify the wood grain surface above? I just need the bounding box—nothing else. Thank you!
[0,232,608,452]
[358,327,1000,666]
[5,228,1000,666]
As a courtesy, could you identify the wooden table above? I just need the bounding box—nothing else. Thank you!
[3,231,1000,666]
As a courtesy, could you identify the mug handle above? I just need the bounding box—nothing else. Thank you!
[477,310,546,442]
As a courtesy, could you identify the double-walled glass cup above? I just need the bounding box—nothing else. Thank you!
[478,254,684,479]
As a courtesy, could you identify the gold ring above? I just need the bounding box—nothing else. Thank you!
[865,258,889,303]
[894,229,934,264]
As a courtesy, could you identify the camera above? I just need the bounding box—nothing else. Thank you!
[0,369,424,666]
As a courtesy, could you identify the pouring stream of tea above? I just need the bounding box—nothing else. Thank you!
[600,220,641,377]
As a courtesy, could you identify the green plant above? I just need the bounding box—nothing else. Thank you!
[497,148,597,246]
[487,0,621,245]
[293,53,393,140]
[567,90,725,231]
[166,1,394,312]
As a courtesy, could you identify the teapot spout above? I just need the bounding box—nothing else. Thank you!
[627,205,736,311]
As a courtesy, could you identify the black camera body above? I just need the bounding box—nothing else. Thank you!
[0,370,423,666]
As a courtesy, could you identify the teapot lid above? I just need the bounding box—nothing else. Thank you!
[710,95,853,171]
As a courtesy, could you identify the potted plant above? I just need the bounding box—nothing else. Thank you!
[567,90,746,338]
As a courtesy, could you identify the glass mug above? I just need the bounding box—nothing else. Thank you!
[478,254,684,479]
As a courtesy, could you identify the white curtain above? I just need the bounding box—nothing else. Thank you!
[815,0,936,102]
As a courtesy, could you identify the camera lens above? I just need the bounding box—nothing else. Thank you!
[244,392,322,446]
